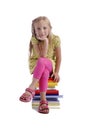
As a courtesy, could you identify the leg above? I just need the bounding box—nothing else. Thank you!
[38,69,50,114]
[39,92,49,114]
[38,59,53,101]
[27,57,52,95]
[39,68,49,92]
[38,65,52,113]
[19,78,39,102]
[38,100,49,114]
[19,57,52,103]
[33,57,52,79]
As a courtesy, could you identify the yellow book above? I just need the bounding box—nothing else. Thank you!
[32,102,60,106]
[32,102,60,109]
[36,78,58,88]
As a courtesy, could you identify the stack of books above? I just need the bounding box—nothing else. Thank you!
[32,78,62,109]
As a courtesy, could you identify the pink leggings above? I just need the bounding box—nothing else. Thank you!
[33,58,53,92]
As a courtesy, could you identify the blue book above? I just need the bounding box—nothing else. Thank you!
[33,97,59,102]
[34,95,63,99]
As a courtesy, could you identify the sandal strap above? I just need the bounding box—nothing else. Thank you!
[40,105,48,110]
[38,100,49,114]
[40,100,48,106]
[25,88,35,97]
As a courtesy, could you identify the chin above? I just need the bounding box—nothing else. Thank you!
[41,36,47,38]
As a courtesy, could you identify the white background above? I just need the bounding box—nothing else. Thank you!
[0,0,87,130]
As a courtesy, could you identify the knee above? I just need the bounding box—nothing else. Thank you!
[42,69,49,79]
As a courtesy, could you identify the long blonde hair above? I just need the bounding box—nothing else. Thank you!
[29,16,52,55]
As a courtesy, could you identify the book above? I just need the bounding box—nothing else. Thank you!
[35,89,59,95]
[32,102,60,106]
[33,97,59,101]
[46,95,63,98]
[36,77,58,88]
[36,83,58,88]
[32,105,60,109]
[32,99,60,109]
[33,95,61,99]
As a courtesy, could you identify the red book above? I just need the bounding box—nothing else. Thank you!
[35,89,59,95]
[48,77,58,82]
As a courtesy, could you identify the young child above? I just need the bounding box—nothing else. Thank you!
[19,16,61,114]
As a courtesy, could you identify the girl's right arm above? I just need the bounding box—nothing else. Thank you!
[33,38,48,57]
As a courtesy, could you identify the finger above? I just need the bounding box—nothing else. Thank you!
[57,77,60,82]
[51,74,53,77]
[51,74,54,79]
[54,76,59,82]
[54,76,57,81]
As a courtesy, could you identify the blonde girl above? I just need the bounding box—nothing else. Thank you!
[19,16,61,114]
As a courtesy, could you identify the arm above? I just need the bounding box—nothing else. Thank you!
[33,38,48,57]
[52,46,61,82]
[55,46,61,73]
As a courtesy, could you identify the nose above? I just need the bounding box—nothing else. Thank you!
[40,29,44,34]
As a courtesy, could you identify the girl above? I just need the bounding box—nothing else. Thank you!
[19,16,61,114]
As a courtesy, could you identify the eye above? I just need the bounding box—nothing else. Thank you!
[43,27,47,30]
[37,27,41,30]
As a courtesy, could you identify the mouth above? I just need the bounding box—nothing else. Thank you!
[40,35,46,38]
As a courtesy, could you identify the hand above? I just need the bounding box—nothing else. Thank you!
[36,36,48,43]
[51,72,60,82]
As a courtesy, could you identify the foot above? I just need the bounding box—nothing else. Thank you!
[19,88,35,102]
[38,100,49,114]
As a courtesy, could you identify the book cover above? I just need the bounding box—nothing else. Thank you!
[36,77,58,87]
[32,102,60,106]
[32,105,60,109]
[35,89,59,95]
[36,83,58,87]
[33,97,59,101]
[32,99,60,109]
[33,95,60,99]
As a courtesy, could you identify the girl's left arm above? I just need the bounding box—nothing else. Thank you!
[53,46,61,82]
[55,46,61,73]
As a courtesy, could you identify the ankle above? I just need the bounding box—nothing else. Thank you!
[40,98,47,101]
[28,85,35,90]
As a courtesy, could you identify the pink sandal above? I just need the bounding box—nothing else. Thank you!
[19,88,35,102]
[38,100,49,114]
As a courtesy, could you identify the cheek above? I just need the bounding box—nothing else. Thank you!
[46,30,49,35]
[35,32,40,37]
[35,30,39,35]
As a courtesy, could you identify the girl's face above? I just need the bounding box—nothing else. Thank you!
[34,20,50,40]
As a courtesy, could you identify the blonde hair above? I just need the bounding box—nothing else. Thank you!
[29,16,52,55]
